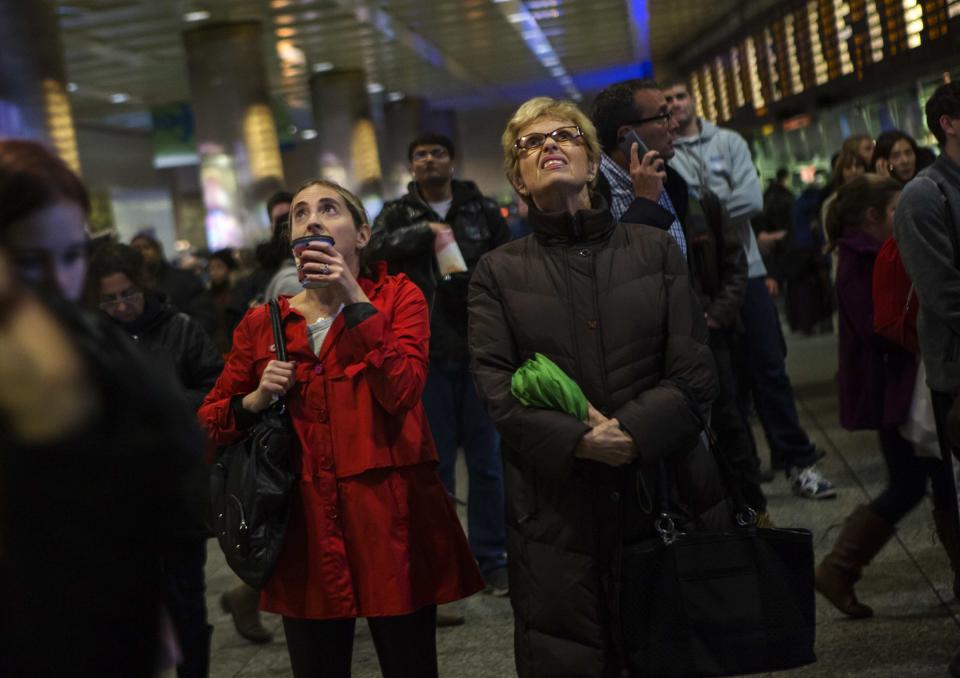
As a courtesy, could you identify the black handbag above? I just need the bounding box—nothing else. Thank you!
[621,432,816,677]
[209,300,297,588]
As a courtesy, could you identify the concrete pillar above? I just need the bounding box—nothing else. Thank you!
[308,69,382,198]
[183,21,284,249]
[382,97,430,198]
[0,0,81,173]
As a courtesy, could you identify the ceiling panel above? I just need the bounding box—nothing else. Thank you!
[56,0,765,126]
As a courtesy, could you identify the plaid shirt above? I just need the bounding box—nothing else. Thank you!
[600,153,688,260]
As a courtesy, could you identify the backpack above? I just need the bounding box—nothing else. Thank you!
[872,237,919,353]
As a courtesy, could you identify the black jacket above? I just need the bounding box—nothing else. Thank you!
[1,295,206,678]
[153,262,217,338]
[120,294,224,412]
[367,179,510,361]
[469,198,725,677]
[597,164,748,329]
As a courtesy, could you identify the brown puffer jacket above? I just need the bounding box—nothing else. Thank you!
[468,199,723,678]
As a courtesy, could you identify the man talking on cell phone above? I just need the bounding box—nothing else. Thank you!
[591,79,772,520]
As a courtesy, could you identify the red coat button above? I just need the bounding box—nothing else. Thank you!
[317,408,329,423]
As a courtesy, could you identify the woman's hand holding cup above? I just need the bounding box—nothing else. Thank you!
[243,359,296,413]
[294,238,366,303]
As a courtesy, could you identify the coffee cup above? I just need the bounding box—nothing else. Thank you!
[291,235,336,288]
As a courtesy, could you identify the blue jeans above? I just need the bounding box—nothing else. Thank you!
[423,359,507,574]
[739,277,819,473]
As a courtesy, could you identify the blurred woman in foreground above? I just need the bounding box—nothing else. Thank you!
[0,140,204,677]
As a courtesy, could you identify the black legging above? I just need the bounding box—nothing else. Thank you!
[282,605,438,678]
[870,426,952,525]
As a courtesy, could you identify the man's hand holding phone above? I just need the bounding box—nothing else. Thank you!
[622,131,666,202]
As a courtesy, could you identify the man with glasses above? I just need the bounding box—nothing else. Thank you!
[367,132,511,624]
[593,79,771,520]
[663,78,836,500]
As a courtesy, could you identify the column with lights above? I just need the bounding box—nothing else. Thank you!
[183,21,284,249]
[0,0,81,173]
[308,69,383,211]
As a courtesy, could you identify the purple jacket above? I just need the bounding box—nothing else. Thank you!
[836,232,917,430]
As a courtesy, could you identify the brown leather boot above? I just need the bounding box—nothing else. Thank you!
[220,582,273,644]
[815,505,895,618]
[932,510,960,599]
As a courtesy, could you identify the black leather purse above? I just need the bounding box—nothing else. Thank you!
[209,300,297,588]
[621,430,817,677]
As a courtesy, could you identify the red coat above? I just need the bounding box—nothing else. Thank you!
[199,267,483,619]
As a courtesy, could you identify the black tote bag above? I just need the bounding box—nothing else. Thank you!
[621,435,816,677]
[209,300,297,588]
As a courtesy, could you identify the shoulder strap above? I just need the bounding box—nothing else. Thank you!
[269,299,286,362]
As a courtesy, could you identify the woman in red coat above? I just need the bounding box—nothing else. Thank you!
[199,179,483,677]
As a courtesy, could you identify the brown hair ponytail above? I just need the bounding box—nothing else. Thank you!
[824,174,900,252]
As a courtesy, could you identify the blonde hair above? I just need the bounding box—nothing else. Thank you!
[501,97,601,189]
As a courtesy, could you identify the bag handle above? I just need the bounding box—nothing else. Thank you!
[269,299,287,362]
[267,299,288,411]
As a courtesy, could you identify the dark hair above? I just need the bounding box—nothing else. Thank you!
[824,174,900,251]
[870,130,919,173]
[85,242,153,305]
[661,77,689,92]
[266,190,294,220]
[209,248,237,271]
[591,78,661,152]
[776,168,789,182]
[831,150,868,187]
[407,133,455,162]
[926,82,960,147]
[0,140,90,236]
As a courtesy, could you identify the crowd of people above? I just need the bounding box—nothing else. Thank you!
[2,74,960,678]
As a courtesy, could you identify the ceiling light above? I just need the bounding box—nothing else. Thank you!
[66,82,78,92]
[507,13,527,23]
[301,129,318,140]
[312,61,334,73]
[184,10,210,22]
[387,91,405,102]
[109,93,129,104]
[366,82,384,94]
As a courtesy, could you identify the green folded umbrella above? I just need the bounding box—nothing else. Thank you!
[511,353,588,421]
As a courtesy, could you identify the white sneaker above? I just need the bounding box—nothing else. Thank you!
[790,465,837,500]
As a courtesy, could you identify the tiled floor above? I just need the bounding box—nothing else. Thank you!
[202,331,960,677]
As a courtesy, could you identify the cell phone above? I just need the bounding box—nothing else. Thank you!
[618,128,652,164]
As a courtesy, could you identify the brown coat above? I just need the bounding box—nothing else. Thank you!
[468,200,722,677]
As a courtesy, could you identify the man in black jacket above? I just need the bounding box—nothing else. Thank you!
[88,243,223,678]
[367,133,511,605]
[592,79,768,518]
[131,231,216,337]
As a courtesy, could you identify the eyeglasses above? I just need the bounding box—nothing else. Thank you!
[99,288,143,310]
[411,147,449,162]
[629,110,673,127]
[514,126,584,153]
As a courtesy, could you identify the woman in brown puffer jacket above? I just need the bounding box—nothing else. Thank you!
[468,97,721,677]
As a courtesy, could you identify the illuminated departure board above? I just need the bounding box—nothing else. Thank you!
[686,0,960,122]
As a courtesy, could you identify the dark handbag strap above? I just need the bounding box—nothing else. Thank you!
[269,299,287,362]
[268,299,288,408]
